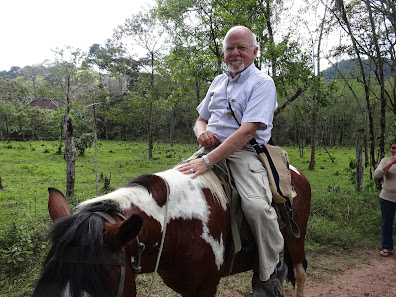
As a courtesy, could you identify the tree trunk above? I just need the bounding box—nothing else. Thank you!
[93,103,99,197]
[309,108,317,170]
[148,101,153,159]
[364,133,369,168]
[63,114,76,198]
[355,136,363,192]
[57,122,63,155]
[366,0,386,160]
[335,0,377,177]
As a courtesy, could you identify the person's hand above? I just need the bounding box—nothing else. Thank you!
[176,158,208,179]
[197,131,220,147]
[391,155,396,165]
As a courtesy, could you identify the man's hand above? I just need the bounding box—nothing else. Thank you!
[176,158,208,179]
[197,130,220,147]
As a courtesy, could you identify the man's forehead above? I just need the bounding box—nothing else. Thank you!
[224,29,254,44]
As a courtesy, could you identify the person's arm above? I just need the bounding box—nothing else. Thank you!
[194,116,220,147]
[205,122,260,165]
[177,121,260,178]
[374,156,396,179]
[381,156,396,174]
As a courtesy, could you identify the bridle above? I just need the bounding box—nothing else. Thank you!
[59,211,145,297]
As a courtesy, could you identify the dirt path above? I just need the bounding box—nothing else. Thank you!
[216,249,396,297]
[137,249,396,296]
[283,249,396,297]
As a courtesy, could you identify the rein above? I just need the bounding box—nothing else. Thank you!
[148,177,170,297]
[94,211,126,297]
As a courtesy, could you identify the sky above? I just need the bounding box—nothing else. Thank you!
[0,0,154,71]
[0,0,336,72]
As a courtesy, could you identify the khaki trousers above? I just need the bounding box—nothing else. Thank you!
[190,145,284,281]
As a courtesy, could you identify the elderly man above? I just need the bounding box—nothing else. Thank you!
[177,25,286,297]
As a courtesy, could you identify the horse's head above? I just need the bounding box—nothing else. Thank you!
[33,188,143,297]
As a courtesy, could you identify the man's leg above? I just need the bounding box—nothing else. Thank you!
[227,146,285,296]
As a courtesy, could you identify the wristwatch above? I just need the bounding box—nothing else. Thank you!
[202,155,213,170]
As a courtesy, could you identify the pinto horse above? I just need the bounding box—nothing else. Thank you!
[33,165,311,297]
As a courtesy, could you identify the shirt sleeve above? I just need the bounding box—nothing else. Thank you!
[374,158,387,180]
[196,76,220,121]
[241,76,277,129]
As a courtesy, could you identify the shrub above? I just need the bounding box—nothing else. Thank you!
[74,133,93,156]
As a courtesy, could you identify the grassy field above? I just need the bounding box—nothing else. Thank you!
[0,140,384,296]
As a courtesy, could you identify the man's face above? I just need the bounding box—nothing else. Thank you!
[223,29,258,76]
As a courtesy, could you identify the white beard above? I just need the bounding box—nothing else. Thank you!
[226,59,245,73]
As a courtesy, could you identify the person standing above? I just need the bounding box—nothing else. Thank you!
[177,26,286,297]
[374,139,396,257]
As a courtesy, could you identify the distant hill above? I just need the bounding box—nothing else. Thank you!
[322,58,394,80]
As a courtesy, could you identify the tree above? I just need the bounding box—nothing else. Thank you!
[86,41,140,93]
[0,100,13,140]
[330,0,395,180]
[0,79,29,104]
[12,104,30,140]
[157,0,312,141]
[113,10,168,158]
[45,46,95,197]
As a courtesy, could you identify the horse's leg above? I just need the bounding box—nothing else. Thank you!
[285,170,311,297]
[293,262,306,297]
[285,237,307,297]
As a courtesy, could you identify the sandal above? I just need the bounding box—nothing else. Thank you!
[379,249,393,257]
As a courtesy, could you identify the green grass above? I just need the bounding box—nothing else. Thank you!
[0,141,386,296]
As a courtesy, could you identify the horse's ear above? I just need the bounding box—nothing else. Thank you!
[118,214,143,246]
[48,187,71,222]
[104,214,143,249]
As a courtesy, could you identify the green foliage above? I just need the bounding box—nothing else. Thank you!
[74,133,94,155]
[286,146,383,252]
[0,220,47,274]
[0,78,29,104]
[347,158,357,184]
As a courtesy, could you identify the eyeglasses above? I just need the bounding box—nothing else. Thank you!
[224,45,255,53]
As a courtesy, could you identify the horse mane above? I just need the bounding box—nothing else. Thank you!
[196,170,228,210]
[34,201,120,297]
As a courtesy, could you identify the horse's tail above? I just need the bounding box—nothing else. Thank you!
[283,244,308,287]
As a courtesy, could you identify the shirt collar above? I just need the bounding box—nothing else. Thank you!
[226,63,256,83]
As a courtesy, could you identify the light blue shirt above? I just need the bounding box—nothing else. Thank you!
[197,63,277,144]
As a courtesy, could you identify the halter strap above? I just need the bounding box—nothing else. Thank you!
[59,247,125,266]
[94,211,126,297]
